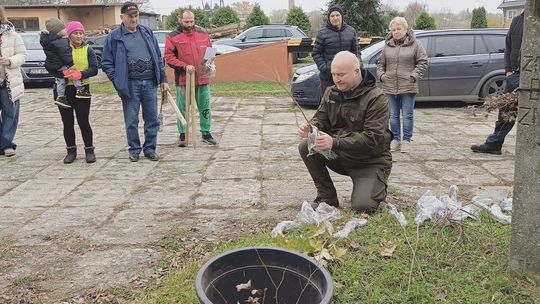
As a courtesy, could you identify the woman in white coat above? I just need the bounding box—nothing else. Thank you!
[0,6,26,157]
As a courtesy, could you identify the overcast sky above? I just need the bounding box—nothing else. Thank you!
[147,0,504,16]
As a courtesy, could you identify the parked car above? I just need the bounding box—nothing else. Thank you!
[291,29,508,106]
[214,24,309,62]
[86,34,106,67]
[19,31,55,84]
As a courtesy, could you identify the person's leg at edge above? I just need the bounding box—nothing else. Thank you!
[140,80,159,156]
[299,139,345,207]
[349,167,390,212]
[196,84,212,134]
[0,83,20,154]
[122,79,142,156]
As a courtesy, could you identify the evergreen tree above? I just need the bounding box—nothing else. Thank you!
[471,7,488,28]
[211,6,240,27]
[167,8,210,30]
[286,6,311,34]
[328,0,385,35]
[244,4,270,29]
[414,11,436,30]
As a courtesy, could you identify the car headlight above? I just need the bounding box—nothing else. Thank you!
[294,70,317,83]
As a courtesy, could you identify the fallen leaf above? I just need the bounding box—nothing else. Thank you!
[236,279,252,292]
[380,244,397,258]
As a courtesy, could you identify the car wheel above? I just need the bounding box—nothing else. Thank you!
[480,75,506,98]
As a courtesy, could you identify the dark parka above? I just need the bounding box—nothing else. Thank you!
[310,76,392,169]
[40,32,74,78]
[504,12,523,73]
[376,29,428,95]
[312,4,358,81]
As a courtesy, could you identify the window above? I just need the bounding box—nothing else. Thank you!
[417,37,429,56]
[482,34,505,53]
[154,32,166,44]
[474,35,488,54]
[508,10,516,19]
[244,29,263,40]
[20,34,41,50]
[264,29,284,38]
[433,35,474,57]
[284,29,293,37]
[9,18,39,31]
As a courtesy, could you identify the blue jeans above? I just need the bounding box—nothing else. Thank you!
[120,79,159,155]
[485,72,520,146]
[0,81,20,152]
[387,93,416,141]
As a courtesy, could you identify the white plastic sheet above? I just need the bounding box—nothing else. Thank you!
[271,201,366,238]
[414,186,481,225]
[499,198,513,212]
[307,125,338,160]
[387,203,408,227]
[472,196,512,224]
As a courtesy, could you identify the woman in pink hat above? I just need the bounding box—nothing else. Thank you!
[58,20,99,164]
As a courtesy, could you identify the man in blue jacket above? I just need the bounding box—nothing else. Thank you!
[101,2,168,162]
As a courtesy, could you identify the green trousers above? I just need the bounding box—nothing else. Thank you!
[176,84,212,134]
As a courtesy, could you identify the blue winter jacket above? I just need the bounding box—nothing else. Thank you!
[101,24,167,99]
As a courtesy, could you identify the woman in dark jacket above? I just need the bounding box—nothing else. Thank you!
[57,21,98,164]
[312,4,358,96]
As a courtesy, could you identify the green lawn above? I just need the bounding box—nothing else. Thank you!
[133,209,540,304]
[90,82,290,98]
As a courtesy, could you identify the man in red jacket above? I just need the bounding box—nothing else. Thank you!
[164,9,216,146]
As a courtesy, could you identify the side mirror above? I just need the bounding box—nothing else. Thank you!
[240,36,246,42]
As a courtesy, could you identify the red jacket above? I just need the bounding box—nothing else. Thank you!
[164,27,212,86]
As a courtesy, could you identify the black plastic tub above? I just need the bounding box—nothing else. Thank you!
[195,247,333,304]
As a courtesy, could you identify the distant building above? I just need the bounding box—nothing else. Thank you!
[497,0,525,27]
[3,1,160,33]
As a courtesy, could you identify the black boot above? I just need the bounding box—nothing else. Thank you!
[64,146,77,164]
[470,143,502,155]
[84,146,96,163]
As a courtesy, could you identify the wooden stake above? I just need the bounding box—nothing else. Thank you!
[185,71,192,147]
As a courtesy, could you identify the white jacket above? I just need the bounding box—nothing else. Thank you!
[1,27,27,101]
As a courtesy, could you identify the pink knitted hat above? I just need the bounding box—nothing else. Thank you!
[66,21,85,38]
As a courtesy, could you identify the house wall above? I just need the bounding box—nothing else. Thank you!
[5,6,124,32]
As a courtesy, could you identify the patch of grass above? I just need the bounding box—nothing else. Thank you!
[90,82,291,98]
[211,82,290,97]
[134,210,540,303]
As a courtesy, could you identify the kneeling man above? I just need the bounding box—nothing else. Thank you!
[298,51,392,212]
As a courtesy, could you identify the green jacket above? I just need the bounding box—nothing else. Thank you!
[310,81,392,169]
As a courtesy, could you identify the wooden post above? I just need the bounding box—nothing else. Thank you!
[509,0,540,284]
[185,71,192,147]
[190,69,197,148]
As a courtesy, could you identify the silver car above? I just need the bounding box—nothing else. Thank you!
[19,31,55,84]
[291,29,508,105]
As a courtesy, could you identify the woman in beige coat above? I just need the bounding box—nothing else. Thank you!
[0,6,27,157]
[377,17,427,153]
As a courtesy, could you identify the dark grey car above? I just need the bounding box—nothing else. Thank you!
[291,29,508,105]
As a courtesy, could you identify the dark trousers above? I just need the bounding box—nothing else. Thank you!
[299,139,389,212]
[58,85,93,147]
[485,72,520,146]
[319,78,335,98]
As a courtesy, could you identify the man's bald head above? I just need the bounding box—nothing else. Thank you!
[331,51,362,91]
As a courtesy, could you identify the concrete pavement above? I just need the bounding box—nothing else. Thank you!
[0,89,515,302]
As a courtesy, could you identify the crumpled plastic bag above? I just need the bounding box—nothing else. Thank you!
[414,185,480,225]
[388,203,408,227]
[271,201,366,238]
[307,125,338,160]
[333,218,368,238]
[271,221,300,237]
[472,196,512,224]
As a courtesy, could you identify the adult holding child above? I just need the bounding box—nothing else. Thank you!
[0,6,27,157]
[57,21,98,164]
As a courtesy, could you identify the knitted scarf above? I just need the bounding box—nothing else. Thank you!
[0,22,14,36]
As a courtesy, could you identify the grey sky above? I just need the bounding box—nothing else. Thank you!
[147,0,505,16]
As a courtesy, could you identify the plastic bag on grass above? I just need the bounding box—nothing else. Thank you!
[414,191,448,225]
[333,218,368,238]
[271,221,300,237]
[472,196,512,224]
[296,201,341,226]
[388,203,408,227]
[499,198,513,212]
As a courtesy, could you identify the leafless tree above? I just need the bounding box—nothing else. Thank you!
[403,1,428,26]
[269,9,288,24]
[230,1,254,21]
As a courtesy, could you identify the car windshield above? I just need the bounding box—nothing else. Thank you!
[21,34,42,50]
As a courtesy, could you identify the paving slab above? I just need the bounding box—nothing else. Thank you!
[0,89,517,302]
